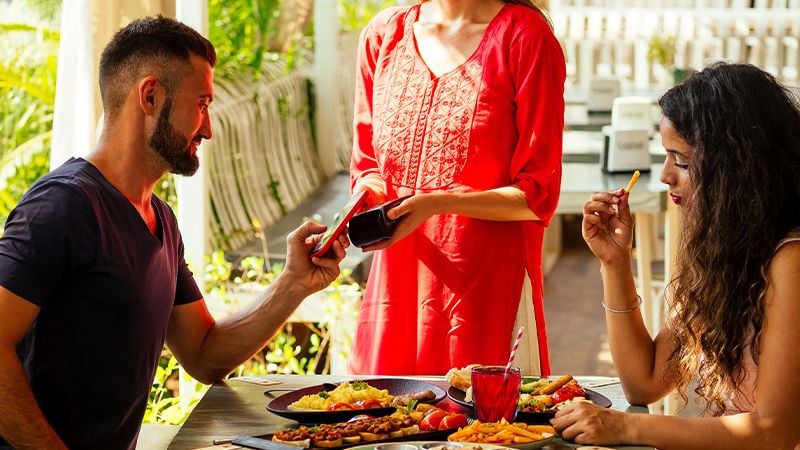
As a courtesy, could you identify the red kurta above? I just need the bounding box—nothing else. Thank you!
[348,4,565,376]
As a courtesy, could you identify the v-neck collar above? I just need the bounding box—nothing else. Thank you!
[77,157,165,246]
[408,2,508,80]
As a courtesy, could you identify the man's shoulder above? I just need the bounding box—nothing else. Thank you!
[23,160,90,200]
[37,158,125,202]
[12,158,106,222]
[32,158,98,193]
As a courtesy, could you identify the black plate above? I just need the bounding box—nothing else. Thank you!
[267,378,446,423]
[447,386,612,423]
[258,428,458,450]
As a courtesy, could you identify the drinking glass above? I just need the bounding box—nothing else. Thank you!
[471,365,521,423]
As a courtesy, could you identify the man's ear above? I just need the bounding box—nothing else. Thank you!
[138,76,161,115]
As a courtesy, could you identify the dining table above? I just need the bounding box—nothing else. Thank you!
[166,374,655,450]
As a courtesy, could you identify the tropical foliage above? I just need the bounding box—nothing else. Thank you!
[0,1,59,226]
[339,0,397,32]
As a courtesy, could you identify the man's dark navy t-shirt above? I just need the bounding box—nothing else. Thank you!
[0,158,202,449]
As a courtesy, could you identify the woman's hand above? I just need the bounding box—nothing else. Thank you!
[353,182,386,209]
[283,221,348,294]
[550,401,637,446]
[361,193,439,251]
[582,188,634,266]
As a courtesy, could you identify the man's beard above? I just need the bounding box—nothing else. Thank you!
[148,99,200,176]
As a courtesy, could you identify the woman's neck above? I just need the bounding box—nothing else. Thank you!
[421,0,505,23]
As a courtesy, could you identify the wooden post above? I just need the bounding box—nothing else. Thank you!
[51,0,96,169]
[176,0,209,400]
[314,0,340,177]
[175,0,209,300]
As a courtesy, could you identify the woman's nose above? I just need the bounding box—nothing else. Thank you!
[659,163,673,186]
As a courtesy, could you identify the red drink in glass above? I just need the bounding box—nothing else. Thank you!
[471,365,521,422]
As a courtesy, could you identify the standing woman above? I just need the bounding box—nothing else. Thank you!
[348,0,566,375]
[553,63,800,448]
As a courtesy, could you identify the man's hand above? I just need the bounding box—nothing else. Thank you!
[353,182,386,209]
[283,221,349,294]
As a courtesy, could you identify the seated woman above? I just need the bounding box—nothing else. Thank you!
[552,62,800,449]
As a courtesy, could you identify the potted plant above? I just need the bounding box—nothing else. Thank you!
[646,35,688,85]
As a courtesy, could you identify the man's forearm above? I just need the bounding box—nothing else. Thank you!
[0,348,66,449]
[190,274,308,382]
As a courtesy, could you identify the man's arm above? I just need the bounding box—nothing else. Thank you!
[166,221,347,384]
[0,287,67,449]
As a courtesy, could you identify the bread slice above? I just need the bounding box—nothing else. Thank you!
[446,364,479,391]
[271,436,310,448]
[311,438,343,448]
[358,432,388,442]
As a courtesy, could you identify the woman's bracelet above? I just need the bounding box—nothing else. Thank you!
[602,295,643,314]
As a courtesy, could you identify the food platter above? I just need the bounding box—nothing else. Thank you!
[266,379,446,423]
[344,439,553,450]
[258,430,462,450]
[446,387,611,423]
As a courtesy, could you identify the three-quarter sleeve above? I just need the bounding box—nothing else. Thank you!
[349,17,387,198]
[508,21,566,227]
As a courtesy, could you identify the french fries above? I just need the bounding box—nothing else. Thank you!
[533,374,574,395]
[624,170,640,194]
[447,418,554,444]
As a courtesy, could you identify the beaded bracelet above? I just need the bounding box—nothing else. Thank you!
[601,295,643,314]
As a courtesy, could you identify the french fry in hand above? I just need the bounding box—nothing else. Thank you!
[624,170,640,194]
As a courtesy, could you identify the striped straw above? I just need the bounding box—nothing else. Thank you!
[505,326,525,377]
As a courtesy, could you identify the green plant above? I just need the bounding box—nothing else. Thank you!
[143,353,208,425]
[0,21,59,158]
[0,2,59,229]
[209,0,314,80]
[338,0,396,32]
[318,268,362,373]
[154,173,178,211]
[203,249,325,375]
[646,35,677,69]
[0,145,50,228]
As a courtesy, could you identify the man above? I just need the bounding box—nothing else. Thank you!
[0,16,347,449]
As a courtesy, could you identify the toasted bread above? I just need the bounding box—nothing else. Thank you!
[311,438,343,448]
[358,432,388,442]
[272,436,310,448]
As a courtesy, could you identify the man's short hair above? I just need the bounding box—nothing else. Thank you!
[98,15,216,119]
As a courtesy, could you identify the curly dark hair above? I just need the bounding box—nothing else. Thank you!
[99,15,216,120]
[658,62,800,415]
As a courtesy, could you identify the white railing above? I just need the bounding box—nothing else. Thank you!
[551,0,800,8]
[551,6,800,88]
[206,61,325,251]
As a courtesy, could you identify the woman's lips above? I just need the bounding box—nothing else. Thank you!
[669,193,682,205]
